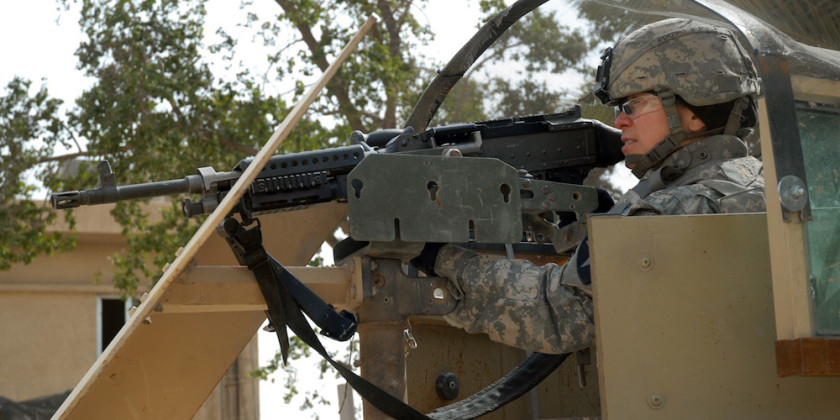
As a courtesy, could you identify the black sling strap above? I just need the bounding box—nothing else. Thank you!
[218,216,568,419]
[218,217,430,419]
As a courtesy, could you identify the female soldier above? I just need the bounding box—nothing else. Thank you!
[426,18,766,354]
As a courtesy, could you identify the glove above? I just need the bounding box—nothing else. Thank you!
[595,188,616,213]
[410,243,445,276]
[332,238,369,263]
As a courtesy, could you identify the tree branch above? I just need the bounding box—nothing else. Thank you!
[274,0,365,131]
[375,0,409,128]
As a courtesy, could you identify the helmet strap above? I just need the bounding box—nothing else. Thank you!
[630,91,688,179]
[723,96,749,136]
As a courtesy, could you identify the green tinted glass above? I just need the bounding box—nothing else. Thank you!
[796,100,840,335]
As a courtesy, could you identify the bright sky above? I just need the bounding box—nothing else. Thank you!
[0,1,634,418]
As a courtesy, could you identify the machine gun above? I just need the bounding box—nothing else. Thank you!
[50,105,624,419]
[51,106,622,251]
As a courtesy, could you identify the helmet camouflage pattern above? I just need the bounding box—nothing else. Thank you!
[595,18,760,106]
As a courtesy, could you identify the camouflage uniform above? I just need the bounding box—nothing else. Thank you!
[433,18,766,354]
[435,134,765,354]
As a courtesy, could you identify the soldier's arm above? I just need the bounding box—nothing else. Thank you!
[434,244,595,354]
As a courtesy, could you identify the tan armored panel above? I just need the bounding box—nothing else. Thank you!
[591,213,840,419]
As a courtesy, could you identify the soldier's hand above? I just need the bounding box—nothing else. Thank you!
[595,188,615,213]
[410,243,445,276]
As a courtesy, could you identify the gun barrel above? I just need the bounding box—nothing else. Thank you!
[51,177,198,209]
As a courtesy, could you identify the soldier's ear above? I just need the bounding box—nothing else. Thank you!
[679,106,707,133]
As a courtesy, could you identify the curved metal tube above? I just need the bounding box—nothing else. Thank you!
[403,0,549,131]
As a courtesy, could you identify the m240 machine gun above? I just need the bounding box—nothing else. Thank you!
[50,106,624,419]
[52,106,622,252]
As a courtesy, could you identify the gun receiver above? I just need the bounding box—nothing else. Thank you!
[51,106,622,225]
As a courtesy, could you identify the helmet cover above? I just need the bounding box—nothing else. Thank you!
[597,18,759,107]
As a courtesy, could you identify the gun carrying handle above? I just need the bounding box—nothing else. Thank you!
[440,131,483,156]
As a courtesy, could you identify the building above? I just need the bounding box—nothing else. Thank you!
[0,201,259,419]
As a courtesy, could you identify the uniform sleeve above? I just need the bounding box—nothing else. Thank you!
[434,244,595,354]
[619,185,721,216]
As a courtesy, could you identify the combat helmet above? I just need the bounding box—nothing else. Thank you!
[594,18,760,178]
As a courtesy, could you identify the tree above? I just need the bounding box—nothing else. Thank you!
[0,77,77,271]
[2,0,611,294]
[0,0,610,413]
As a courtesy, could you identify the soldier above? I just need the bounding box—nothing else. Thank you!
[415,18,766,354]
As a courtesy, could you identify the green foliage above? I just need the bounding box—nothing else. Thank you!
[1,0,644,411]
[0,77,77,270]
[436,5,594,122]
[250,330,359,415]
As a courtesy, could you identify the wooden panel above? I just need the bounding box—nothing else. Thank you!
[776,337,840,376]
[55,203,347,419]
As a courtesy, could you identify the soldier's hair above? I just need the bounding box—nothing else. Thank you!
[677,96,757,131]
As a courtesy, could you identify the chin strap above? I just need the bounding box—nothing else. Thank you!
[629,93,748,179]
[723,96,749,136]
[630,91,688,178]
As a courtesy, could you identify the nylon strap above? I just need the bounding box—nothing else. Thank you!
[723,96,749,136]
[630,91,687,178]
[219,217,430,419]
[219,216,567,419]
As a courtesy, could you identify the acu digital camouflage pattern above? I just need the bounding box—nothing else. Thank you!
[603,18,759,106]
[611,134,765,216]
[435,134,764,354]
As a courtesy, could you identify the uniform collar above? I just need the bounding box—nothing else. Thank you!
[646,135,750,193]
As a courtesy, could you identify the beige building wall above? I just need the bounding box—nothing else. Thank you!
[0,202,259,419]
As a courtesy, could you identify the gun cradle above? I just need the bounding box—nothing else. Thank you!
[346,153,598,245]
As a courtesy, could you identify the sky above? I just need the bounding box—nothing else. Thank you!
[0,1,634,418]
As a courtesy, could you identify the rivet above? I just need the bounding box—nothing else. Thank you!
[648,394,665,409]
[639,256,654,271]
[373,273,386,288]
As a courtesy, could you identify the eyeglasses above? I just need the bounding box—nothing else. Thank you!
[617,94,663,120]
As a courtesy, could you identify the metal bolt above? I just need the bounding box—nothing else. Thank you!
[647,394,665,409]
[778,175,808,212]
[639,256,653,271]
[788,185,805,200]
[436,372,460,400]
[372,273,386,288]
